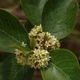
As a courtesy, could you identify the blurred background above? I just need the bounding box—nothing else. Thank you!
[0,0,80,80]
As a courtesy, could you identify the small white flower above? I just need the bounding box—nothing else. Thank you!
[15,49,22,55]
[43,32,60,50]
[27,49,51,69]
[29,24,42,37]
[21,41,27,47]
[15,54,27,66]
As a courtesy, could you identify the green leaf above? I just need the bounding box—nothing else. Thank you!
[0,9,29,53]
[11,43,30,55]
[0,52,10,62]
[42,0,78,39]
[0,54,34,80]
[51,49,80,80]
[41,64,71,80]
[21,0,48,25]
[24,20,34,33]
[0,63,2,80]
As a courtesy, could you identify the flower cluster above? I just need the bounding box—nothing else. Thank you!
[14,25,60,69]
[27,25,60,69]
[27,49,51,69]
[15,49,27,66]
[29,25,60,50]
[14,42,27,66]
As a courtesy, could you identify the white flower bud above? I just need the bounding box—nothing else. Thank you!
[21,41,27,47]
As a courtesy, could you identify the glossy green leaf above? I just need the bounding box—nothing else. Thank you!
[41,64,71,80]
[42,0,78,39]
[0,9,29,53]
[21,0,48,25]
[11,43,30,55]
[51,49,80,80]
[41,49,80,80]
[0,54,34,80]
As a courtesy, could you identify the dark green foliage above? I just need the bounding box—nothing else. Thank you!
[0,0,79,80]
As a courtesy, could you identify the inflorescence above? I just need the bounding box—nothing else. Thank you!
[14,25,60,69]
